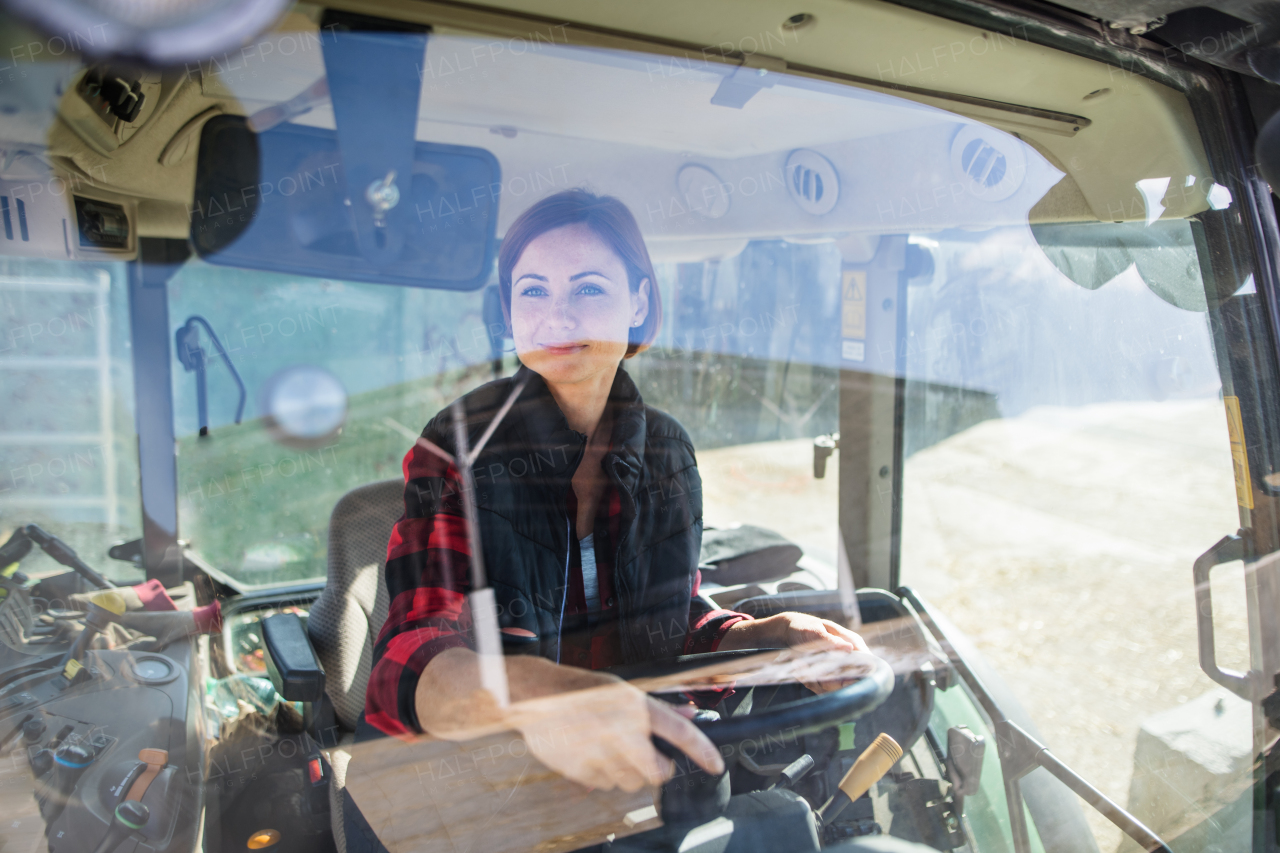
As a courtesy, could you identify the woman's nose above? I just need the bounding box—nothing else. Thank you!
[549,296,577,329]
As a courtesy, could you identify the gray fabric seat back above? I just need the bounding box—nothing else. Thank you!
[307,478,401,731]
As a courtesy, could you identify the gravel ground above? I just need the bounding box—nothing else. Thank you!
[700,398,1251,852]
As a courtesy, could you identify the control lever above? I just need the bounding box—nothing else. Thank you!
[125,748,168,801]
[59,590,127,673]
[92,800,150,853]
[46,742,94,822]
[46,723,74,752]
[945,726,985,818]
[22,524,115,589]
[767,754,815,791]
[90,748,166,853]
[817,734,902,825]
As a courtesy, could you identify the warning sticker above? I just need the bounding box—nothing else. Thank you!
[842,269,866,339]
[1224,395,1254,510]
[842,269,866,362]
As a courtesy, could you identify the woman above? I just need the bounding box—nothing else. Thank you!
[365,189,867,794]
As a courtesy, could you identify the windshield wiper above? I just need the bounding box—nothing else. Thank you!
[175,315,246,437]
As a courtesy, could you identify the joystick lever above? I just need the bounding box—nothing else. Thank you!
[58,590,127,678]
[44,742,94,823]
[92,800,150,853]
[91,749,166,853]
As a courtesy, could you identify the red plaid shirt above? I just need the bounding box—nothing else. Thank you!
[364,440,750,738]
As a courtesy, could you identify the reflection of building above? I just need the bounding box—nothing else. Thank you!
[0,272,117,527]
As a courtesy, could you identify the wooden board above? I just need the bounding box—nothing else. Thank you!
[343,648,897,852]
[344,730,661,853]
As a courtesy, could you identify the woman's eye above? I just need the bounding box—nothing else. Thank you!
[577,283,605,295]
[518,285,547,297]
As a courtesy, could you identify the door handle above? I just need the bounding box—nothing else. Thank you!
[1193,534,1255,700]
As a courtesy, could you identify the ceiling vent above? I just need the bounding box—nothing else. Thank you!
[785,149,839,215]
[677,164,730,220]
[949,125,1026,202]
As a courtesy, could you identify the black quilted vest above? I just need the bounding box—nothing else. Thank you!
[409,363,703,664]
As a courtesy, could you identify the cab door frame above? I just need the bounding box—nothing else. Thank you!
[877,0,1280,846]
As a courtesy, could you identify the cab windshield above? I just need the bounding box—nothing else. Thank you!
[0,5,1265,853]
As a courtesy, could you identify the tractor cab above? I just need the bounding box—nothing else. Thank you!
[0,2,1278,853]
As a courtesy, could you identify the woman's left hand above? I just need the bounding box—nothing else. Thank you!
[717,612,871,694]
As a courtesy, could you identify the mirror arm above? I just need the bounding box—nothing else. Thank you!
[177,315,247,428]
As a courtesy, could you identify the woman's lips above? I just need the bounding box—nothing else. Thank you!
[539,343,587,355]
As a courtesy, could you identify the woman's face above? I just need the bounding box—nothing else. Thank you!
[510,222,650,387]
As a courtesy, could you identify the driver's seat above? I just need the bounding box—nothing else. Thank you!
[305,478,402,853]
[307,478,400,730]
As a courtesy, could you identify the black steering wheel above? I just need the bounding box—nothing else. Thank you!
[609,648,895,748]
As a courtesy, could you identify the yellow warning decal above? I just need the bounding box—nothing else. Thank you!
[1224,395,1254,510]
[842,269,867,340]
[63,658,84,680]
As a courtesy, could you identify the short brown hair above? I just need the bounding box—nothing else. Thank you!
[498,189,662,358]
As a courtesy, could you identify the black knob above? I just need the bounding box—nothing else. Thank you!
[45,743,94,823]
[92,800,151,853]
[29,749,52,776]
[22,718,46,743]
[53,743,94,793]
[115,799,150,829]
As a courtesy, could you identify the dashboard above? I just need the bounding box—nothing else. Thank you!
[0,574,206,853]
[0,557,981,853]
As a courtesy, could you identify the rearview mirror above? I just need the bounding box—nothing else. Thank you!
[191,115,500,290]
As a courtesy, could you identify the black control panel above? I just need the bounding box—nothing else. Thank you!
[0,632,205,853]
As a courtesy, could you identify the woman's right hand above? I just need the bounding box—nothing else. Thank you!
[508,679,724,792]
[416,650,724,792]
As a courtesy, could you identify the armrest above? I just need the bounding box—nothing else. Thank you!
[261,613,326,702]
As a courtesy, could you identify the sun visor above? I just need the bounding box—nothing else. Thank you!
[190,17,500,291]
[191,117,499,290]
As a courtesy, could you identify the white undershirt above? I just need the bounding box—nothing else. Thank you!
[580,533,600,614]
